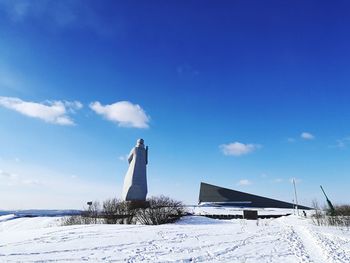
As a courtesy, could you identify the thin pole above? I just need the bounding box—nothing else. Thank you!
[293,178,299,216]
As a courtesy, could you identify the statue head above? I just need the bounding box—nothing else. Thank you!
[136,138,144,147]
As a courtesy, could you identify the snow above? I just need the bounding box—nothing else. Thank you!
[0,214,349,262]
[0,214,15,222]
[191,205,301,216]
[0,215,61,232]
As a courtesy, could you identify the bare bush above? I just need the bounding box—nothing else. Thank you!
[82,201,100,224]
[136,195,186,225]
[61,215,84,226]
[61,196,185,226]
[334,205,350,216]
[311,200,325,226]
[61,201,100,226]
[61,214,103,226]
[102,198,136,224]
[311,201,350,230]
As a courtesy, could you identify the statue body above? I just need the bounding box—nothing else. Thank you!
[122,139,148,201]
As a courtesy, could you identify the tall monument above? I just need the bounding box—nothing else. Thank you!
[122,139,148,201]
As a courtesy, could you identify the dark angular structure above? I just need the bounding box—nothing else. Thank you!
[199,182,311,210]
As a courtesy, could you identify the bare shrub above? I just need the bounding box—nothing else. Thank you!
[102,198,136,224]
[311,200,350,230]
[136,195,186,225]
[61,196,185,226]
[82,201,100,224]
[61,214,102,226]
[61,215,84,226]
[329,205,350,230]
[334,205,350,216]
[61,201,100,226]
[311,199,325,226]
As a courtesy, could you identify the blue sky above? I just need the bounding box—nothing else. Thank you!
[1,0,350,209]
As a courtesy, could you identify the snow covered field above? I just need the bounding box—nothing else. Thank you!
[0,214,349,262]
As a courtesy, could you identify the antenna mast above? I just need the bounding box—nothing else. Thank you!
[293,178,299,216]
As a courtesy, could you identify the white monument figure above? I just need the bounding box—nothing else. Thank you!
[122,139,148,201]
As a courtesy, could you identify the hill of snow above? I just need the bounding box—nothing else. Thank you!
[0,214,349,262]
[0,209,81,217]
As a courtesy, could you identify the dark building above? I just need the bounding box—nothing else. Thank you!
[199,182,311,210]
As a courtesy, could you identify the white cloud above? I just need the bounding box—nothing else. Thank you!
[237,179,252,186]
[90,101,150,128]
[301,132,315,140]
[220,142,261,156]
[0,96,82,125]
[63,100,83,112]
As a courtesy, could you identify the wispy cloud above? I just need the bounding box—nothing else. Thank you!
[0,163,118,209]
[0,96,82,125]
[333,137,350,149]
[301,132,315,140]
[237,179,252,186]
[0,0,117,36]
[0,0,74,24]
[0,169,40,186]
[0,169,18,179]
[220,142,261,156]
[90,101,150,128]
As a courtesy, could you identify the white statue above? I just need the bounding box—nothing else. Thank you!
[122,139,148,201]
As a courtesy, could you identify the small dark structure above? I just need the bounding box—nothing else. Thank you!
[243,210,258,220]
[199,182,311,210]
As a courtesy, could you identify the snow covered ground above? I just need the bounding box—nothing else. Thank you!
[0,214,349,262]
[190,205,305,217]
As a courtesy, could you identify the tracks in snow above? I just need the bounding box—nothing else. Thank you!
[280,218,350,263]
[308,229,350,263]
[1,217,349,262]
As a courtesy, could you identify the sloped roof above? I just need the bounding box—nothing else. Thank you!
[199,182,312,210]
